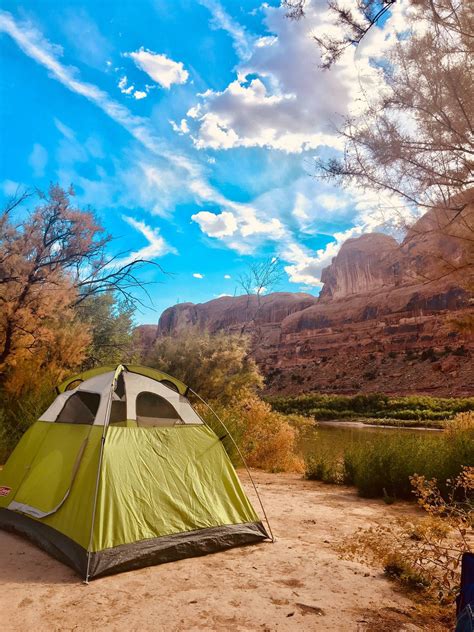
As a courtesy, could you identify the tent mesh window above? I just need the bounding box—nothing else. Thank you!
[56,392,100,425]
[136,391,183,427]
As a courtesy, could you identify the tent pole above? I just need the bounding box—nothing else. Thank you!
[189,388,275,543]
[84,365,123,584]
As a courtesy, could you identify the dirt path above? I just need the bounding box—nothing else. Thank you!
[0,471,432,631]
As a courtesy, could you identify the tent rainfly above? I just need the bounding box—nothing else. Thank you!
[0,365,270,580]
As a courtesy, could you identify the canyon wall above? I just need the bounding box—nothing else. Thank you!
[140,203,473,397]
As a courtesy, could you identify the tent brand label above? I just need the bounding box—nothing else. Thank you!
[0,486,11,497]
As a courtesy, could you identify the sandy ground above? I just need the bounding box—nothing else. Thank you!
[0,471,432,632]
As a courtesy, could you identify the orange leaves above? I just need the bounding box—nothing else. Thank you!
[198,393,307,473]
[0,185,101,393]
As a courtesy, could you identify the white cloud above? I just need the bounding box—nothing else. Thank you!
[282,227,361,286]
[281,183,414,286]
[224,274,231,279]
[185,2,408,153]
[126,48,188,89]
[54,118,75,140]
[170,118,189,135]
[1,7,419,293]
[193,273,204,279]
[191,206,285,251]
[316,194,349,211]
[118,75,134,95]
[112,215,177,267]
[54,118,104,166]
[60,8,112,70]
[189,75,344,152]
[191,210,237,237]
[0,10,267,226]
[28,143,48,177]
[239,213,284,238]
[292,191,311,222]
[1,179,21,196]
[0,10,169,160]
[198,0,253,60]
[118,76,147,100]
[188,170,412,287]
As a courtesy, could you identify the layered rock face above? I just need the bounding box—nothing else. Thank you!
[319,233,399,300]
[157,293,318,335]
[143,203,473,397]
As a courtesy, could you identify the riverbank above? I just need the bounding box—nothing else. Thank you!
[269,392,474,428]
[303,412,473,499]
[0,470,444,632]
[318,419,445,431]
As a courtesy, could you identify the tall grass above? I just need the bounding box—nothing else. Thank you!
[305,412,474,499]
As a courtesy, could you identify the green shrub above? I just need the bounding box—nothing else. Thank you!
[384,553,431,590]
[146,328,263,404]
[304,412,474,500]
[268,392,474,423]
[305,453,343,484]
[0,386,54,463]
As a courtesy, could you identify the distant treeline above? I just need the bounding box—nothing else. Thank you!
[267,393,474,426]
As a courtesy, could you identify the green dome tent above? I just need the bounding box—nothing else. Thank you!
[0,365,270,581]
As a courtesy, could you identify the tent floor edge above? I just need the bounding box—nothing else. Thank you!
[0,511,269,580]
[88,522,269,579]
[0,508,87,578]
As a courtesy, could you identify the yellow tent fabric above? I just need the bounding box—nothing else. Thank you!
[0,366,268,579]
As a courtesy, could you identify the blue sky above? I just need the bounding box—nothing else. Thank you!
[0,0,408,323]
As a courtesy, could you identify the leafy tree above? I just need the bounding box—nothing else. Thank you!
[288,1,473,217]
[144,328,309,473]
[324,4,472,215]
[76,293,136,370]
[144,328,263,403]
[237,257,285,303]
[285,1,468,69]
[0,185,160,392]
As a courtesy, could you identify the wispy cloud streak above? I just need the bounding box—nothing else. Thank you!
[0,10,249,216]
[112,216,177,267]
[198,0,253,60]
[0,10,166,156]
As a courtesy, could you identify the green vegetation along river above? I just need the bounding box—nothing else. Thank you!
[299,421,443,461]
[296,419,471,500]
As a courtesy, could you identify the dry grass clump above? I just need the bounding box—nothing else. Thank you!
[445,410,474,435]
[196,393,309,473]
[340,466,473,626]
[236,396,307,472]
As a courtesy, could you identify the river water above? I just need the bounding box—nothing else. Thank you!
[299,420,444,460]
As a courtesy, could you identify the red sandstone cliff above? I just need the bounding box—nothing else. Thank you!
[157,292,317,335]
[139,203,473,397]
